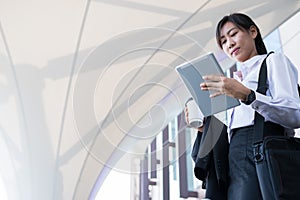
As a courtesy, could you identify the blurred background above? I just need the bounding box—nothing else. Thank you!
[0,1,299,199]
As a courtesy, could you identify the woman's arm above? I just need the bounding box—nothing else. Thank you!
[252,53,300,128]
[200,53,300,129]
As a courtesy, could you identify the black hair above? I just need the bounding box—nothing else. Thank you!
[216,13,267,55]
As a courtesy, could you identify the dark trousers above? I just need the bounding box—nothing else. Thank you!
[227,126,262,200]
[228,123,284,200]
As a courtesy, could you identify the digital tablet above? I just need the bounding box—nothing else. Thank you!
[176,53,240,117]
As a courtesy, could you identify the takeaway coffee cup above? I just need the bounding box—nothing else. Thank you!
[185,98,204,128]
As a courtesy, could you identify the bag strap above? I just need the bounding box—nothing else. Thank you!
[253,52,274,144]
[253,52,300,144]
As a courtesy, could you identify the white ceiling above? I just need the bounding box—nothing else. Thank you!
[0,0,299,199]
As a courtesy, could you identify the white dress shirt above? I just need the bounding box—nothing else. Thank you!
[229,52,300,136]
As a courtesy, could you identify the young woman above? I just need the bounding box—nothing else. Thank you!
[200,13,300,199]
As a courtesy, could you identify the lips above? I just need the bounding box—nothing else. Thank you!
[231,47,240,56]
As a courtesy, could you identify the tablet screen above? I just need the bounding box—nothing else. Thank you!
[176,53,240,117]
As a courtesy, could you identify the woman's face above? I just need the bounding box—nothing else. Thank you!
[219,22,258,62]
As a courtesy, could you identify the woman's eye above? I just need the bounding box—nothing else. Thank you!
[221,39,227,45]
[231,32,237,37]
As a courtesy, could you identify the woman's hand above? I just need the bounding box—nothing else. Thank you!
[200,75,251,101]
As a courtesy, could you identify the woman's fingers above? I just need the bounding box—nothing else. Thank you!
[209,91,223,98]
[201,74,250,100]
[201,81,224,92]
[200,75,226,97]
[203,75,223,81]
[184,106,189,124]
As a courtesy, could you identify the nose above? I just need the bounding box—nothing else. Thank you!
[227,38,235,49]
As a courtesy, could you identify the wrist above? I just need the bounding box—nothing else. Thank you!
[242,90,256,105]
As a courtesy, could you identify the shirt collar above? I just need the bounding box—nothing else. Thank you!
[240,54,265,69]
[235,54,266,80]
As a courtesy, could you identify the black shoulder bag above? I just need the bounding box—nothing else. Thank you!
[253,52,300,199]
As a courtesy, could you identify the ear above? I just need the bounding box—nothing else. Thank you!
[249,25,258,39]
